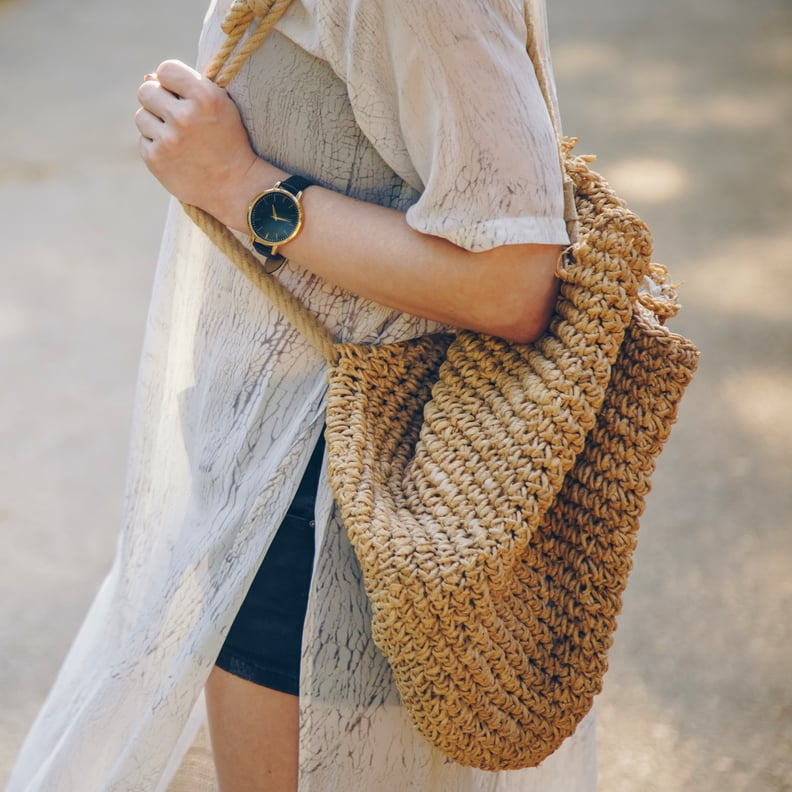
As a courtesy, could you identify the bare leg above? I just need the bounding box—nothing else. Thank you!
[205,666,299,792]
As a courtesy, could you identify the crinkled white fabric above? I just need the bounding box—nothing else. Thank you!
[7,1,596,790]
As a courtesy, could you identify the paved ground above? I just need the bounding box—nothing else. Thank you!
[1,0,790,789]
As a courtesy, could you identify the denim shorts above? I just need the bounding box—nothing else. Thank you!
[214,435,324,696]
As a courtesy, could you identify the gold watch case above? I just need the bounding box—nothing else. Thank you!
[247,183,305,255]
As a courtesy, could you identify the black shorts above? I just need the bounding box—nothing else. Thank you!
[214,435,324,696]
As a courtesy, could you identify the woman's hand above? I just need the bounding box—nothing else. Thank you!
[135,60,262,223]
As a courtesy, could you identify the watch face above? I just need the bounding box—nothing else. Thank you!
[249,189,302,245]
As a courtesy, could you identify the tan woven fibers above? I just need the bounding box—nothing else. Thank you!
[324,151,699,770]
[178,0,700,774]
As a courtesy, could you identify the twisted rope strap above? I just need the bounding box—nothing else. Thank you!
[179,0,338,364]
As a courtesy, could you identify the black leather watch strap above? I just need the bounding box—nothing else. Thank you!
[252,239,287,264]
[279,174,313,196]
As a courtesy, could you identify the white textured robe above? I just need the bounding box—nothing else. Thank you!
[8,0,596,789]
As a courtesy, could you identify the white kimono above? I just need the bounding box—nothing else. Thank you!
[7,0,596,789]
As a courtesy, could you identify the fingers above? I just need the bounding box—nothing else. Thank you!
[137,78,177,124]
[135,61,204,146]
[138,59,229,126]
[154,59,204,98]
[135,106,163,142]
[136,59,199,120]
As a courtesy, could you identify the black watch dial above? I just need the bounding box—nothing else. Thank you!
[249,189,302,245]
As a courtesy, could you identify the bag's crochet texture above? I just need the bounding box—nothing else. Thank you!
[182,0,700,772]
[324,149,699,768]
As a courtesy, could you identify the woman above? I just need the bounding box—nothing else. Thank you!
[8,0,596,789]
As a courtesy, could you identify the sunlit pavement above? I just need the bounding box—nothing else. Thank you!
[1,0,790,789]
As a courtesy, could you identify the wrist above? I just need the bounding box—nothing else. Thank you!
[211,156,286,234]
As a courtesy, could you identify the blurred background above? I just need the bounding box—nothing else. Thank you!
[1,0,789,789]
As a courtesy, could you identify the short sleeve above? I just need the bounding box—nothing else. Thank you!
[312,0,568,251]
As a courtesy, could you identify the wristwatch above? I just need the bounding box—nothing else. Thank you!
[247,174,313,266]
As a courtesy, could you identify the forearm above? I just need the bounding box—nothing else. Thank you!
[216,157,561,343]
[137,61,561,343]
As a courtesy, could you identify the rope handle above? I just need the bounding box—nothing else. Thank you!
[182,0,339,363]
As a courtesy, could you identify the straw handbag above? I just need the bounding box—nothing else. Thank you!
[182,0,700,772]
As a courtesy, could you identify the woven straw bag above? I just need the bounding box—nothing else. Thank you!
[182,0,700,772]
